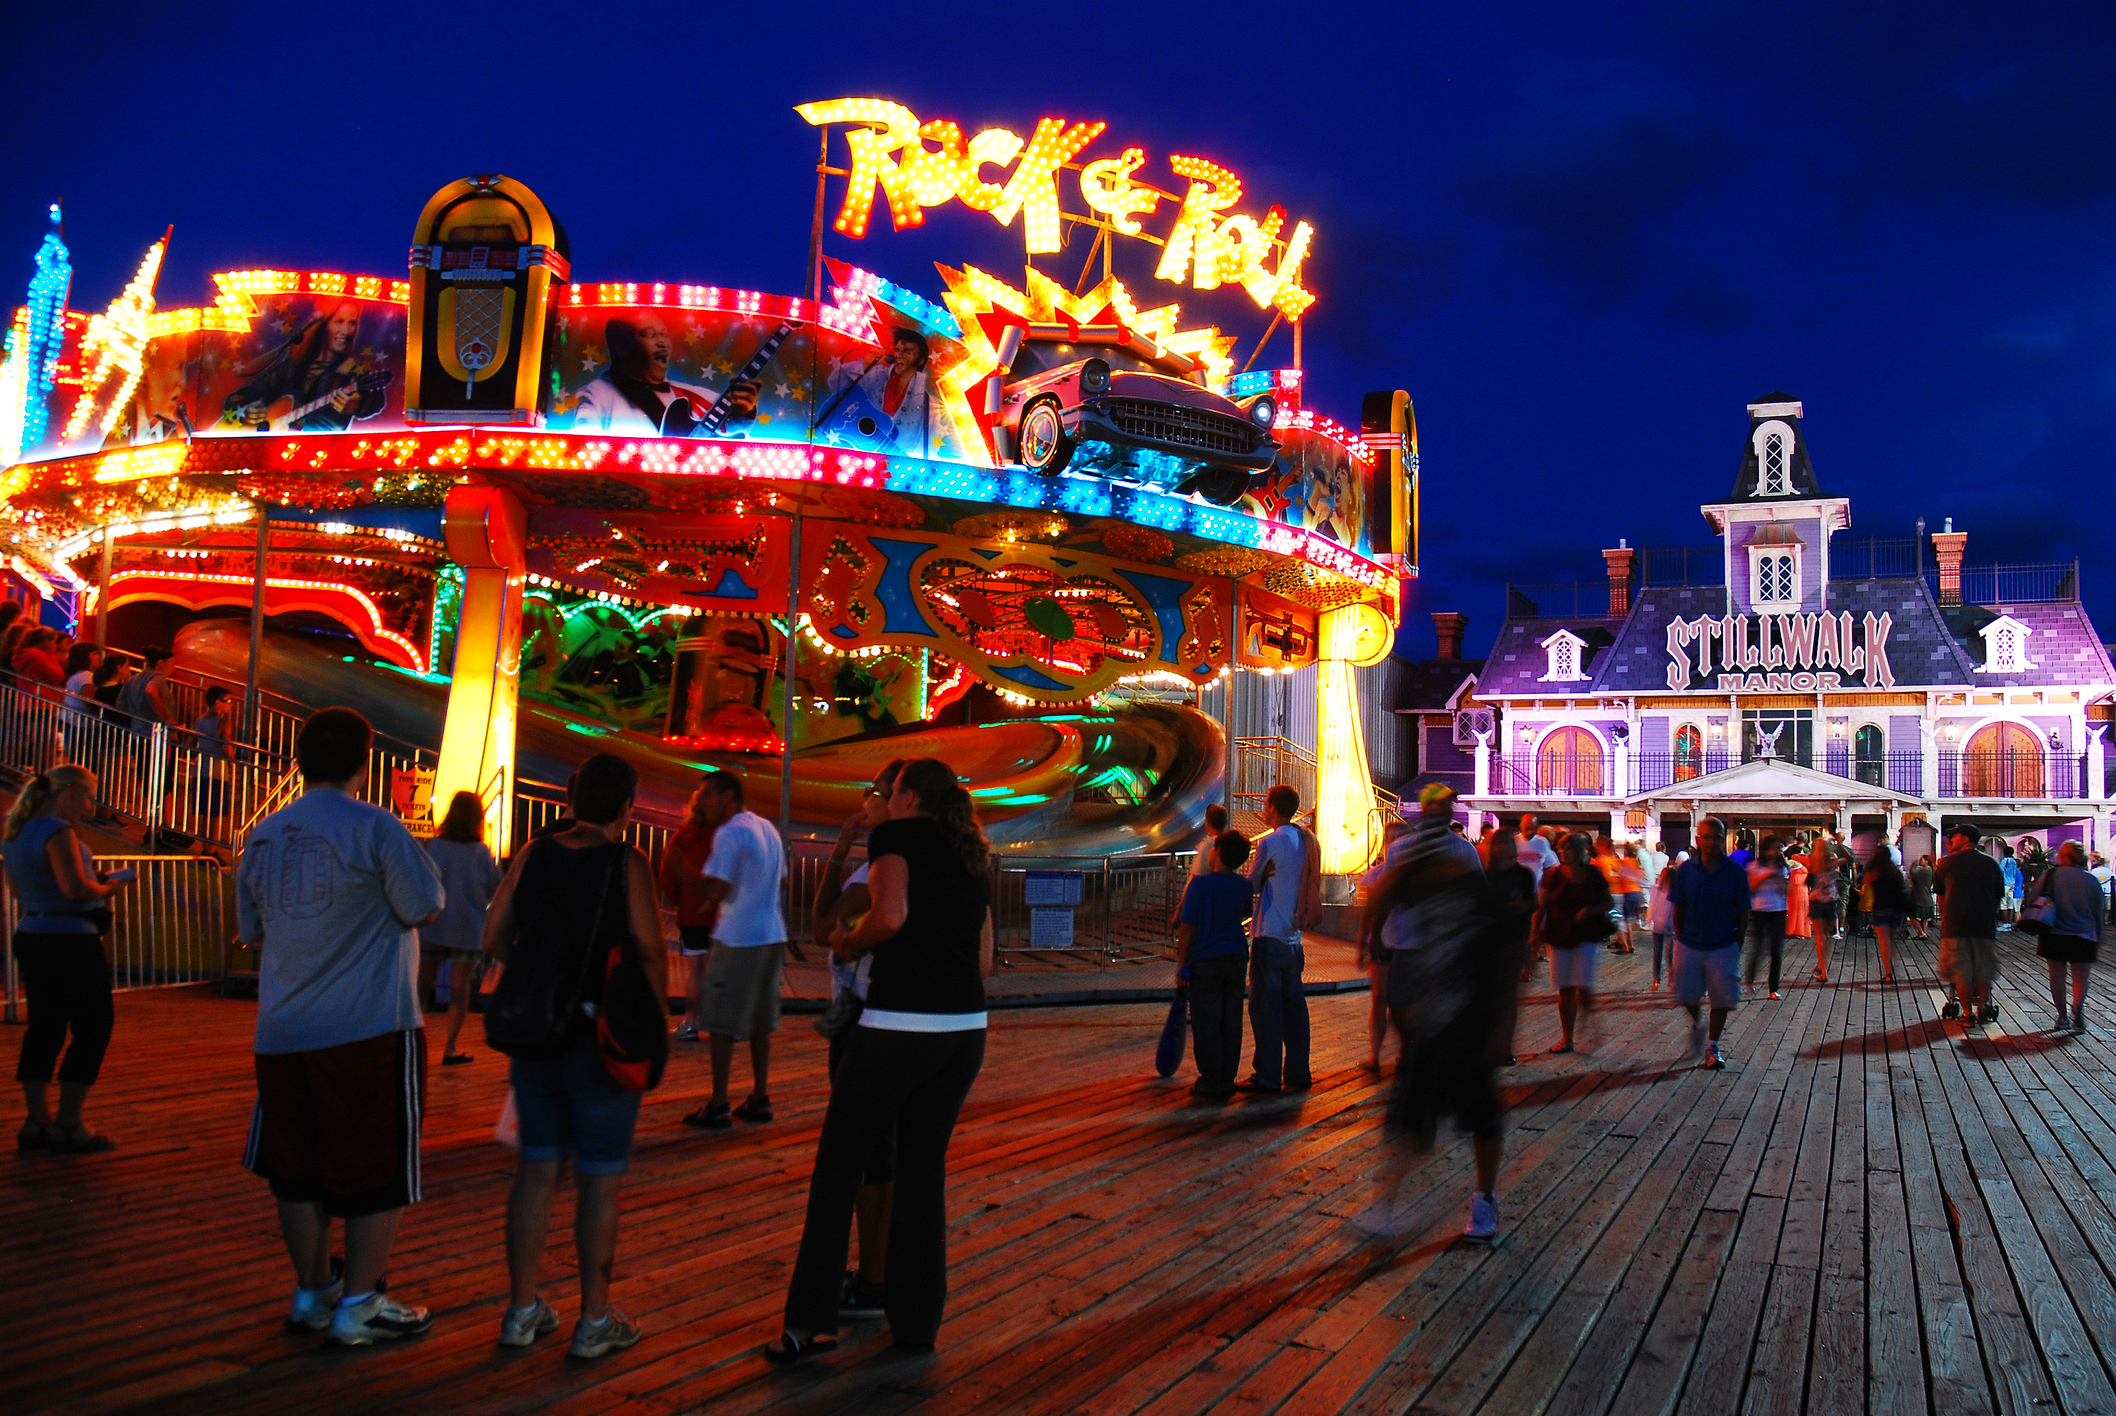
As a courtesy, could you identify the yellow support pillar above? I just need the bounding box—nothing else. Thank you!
[435,484,527,841]
[1314,601,1393,874]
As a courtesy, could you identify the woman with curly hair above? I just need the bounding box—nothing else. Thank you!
[769,757,994,1364]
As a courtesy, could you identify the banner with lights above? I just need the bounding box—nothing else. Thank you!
[794,99,1316,320]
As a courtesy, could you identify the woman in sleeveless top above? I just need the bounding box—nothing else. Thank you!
[480,753,665,1360]
[5,766,132,1152]
[770,758,993,1363]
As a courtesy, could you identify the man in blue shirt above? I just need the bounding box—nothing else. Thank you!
[1667,815,1749,1071]
[1175,831,1254,1099]
[1245,784,1313,1092]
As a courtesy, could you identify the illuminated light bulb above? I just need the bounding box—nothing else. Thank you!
[795,98,925,236]
[1269,221,1316,318]
[1155,156,1242,289]
[1079,148,1159,236]
[992,118,1106,254]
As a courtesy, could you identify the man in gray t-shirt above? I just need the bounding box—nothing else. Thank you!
[236,709,446,1348]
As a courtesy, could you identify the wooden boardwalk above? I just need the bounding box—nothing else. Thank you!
[7,928,2116,1414]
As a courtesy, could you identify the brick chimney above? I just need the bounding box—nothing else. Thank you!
[1431,611,1468,661]
[1931,520,1967,606]
[1603,542,1636,617]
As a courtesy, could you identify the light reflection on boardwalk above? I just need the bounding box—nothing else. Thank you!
[5,929,2115,1414]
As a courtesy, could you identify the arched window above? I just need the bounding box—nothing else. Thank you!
[1537,725,1603,796]
[1763,435,1785,492]
[1854,724,1885,787]
[1674,723,1703,782]
[1963,722,2042,797]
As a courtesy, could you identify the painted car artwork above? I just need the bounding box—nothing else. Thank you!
[996,326,1278,506]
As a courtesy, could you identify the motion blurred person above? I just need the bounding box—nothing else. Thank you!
[1355,791,1510,1242]
[1485,828,1538,1066]
[1744,837,1790,999]
[1357,817,1414,1070]
[1864,847,1911,983]
[1933,823,2003,1026]
[2032,841,2101,1034]
[1538,833,1613,1054]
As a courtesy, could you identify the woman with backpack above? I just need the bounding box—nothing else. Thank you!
[480,753,666,1361]
[769,758,994,1363]
[1538,832,1614,1054]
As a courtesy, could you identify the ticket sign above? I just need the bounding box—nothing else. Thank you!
[1029,908,1076,950]
[1024,870,1086,906]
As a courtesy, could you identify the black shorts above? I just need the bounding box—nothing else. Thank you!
[1387,1022,1502,1148]
[246,1030,425,1217]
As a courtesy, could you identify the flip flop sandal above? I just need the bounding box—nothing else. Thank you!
[442,1052,474,1065]
[763,1329,838,1365]
[733,1097,774,1123]
[1548,1042,1574,1054]
[683,1102,733,1130]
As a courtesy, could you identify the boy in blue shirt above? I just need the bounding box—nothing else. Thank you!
[1176,831,1255,1100]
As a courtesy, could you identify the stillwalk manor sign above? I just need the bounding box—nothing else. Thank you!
[1665,611,1896,692]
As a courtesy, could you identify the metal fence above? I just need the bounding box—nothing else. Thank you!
[1934,562,2080,606]
[3,854,233,1020]
[987,852,1193,960]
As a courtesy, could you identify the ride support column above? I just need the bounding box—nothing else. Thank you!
[1314,601,1390,874]
[435,483,527,843]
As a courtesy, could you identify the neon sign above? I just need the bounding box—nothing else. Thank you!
[795,100,1315,319]
[1666,611,1896,692]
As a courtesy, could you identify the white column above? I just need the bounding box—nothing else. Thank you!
[1473,730,1491,798]
[1614,738,1631,799]
[1836,801,1854,840]
[1646,802,1663,848]
[2088,724,2106,804]
[1920,720,1940,801]
[1886,802,1903,849]
[1609,806,1627,842]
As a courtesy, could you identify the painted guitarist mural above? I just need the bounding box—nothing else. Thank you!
[108,291,408,446]
[217,300,398,433]
[549,306,972,460]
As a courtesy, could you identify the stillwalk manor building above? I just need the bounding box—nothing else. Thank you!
[1410,394,2113,858]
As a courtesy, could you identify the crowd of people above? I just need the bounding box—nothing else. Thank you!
[4,695,2111,1365]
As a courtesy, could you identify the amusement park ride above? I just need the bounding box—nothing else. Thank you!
[0,101,1417,874]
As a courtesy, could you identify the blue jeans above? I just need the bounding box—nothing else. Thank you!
[1247,937,1310,1088]
[510,1036,643,1176]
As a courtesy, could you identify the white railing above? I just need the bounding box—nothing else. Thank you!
[2,854,234,1020]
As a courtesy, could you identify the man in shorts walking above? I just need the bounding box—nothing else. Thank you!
[684,770,787,1130]
[238,709,446,1345]
[1668,816,1749,1071]
[1933,822,2004,1027]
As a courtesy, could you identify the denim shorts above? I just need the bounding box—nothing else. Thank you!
[1674,941,1740,1010]
[509,1037,643,1175]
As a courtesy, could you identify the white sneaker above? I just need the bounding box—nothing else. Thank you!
[330,1292,435,1346]
[500,1297,561,1347]
[672,1021,698,1042]
[1683,1016,1707,1063]
[568,1307,642,1360]
[287,1276,344,1332]
[1464,1191,1498,1243]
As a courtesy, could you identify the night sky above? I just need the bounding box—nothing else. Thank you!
[6,1,2111,663]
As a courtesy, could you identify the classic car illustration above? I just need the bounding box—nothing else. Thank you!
[995,325,1278,505]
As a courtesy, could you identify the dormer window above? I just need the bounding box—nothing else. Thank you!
[1976,615,2036,674]
[1746,533,1802,613]
[1751,419,1797,497]
[1538,629,1589,683]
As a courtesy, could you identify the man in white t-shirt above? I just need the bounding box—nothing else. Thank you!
[683,770,787,1131]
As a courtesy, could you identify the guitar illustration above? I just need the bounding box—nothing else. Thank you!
[658,320,797,438]
[811,356,902,453]
[219,370,395,432]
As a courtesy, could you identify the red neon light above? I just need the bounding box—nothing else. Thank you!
[98,569,426,672]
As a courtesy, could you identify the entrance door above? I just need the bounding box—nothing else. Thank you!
[1964,722,2042,797]
[1537,725,1603,795]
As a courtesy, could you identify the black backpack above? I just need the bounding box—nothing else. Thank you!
[483,840,624,1062]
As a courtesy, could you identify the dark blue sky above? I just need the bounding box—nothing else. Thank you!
[7,1,2111,660]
